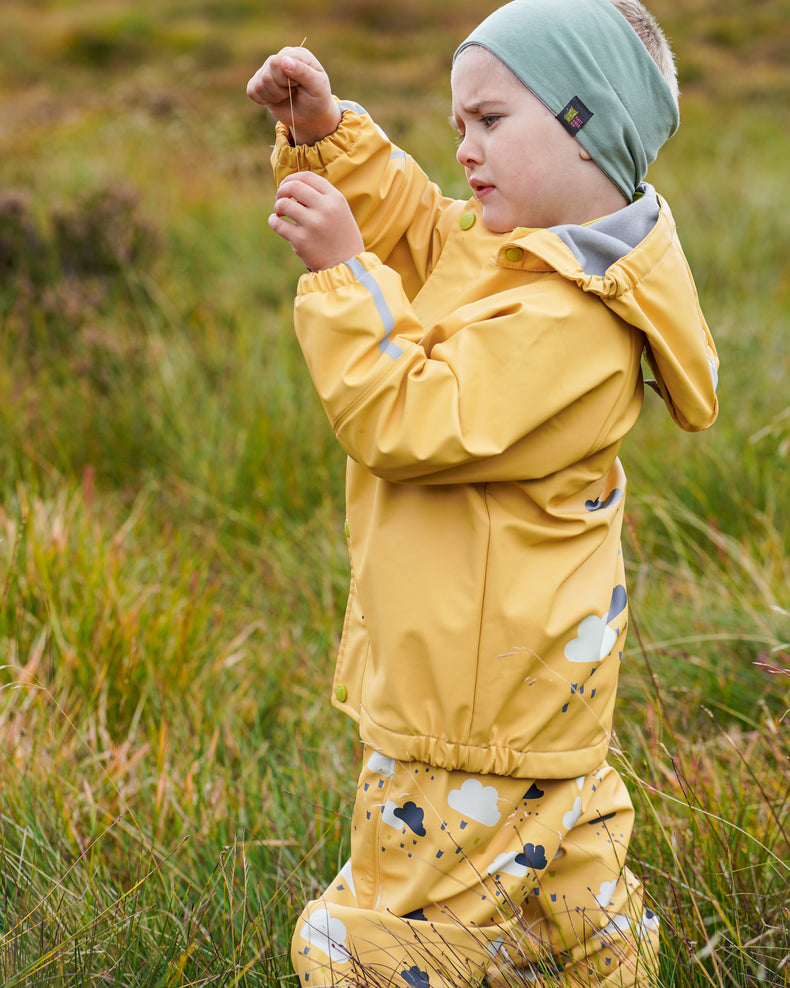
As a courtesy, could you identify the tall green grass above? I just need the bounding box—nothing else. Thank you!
[1,0,788,984]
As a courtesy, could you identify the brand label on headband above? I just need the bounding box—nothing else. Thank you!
[557,96,593,136]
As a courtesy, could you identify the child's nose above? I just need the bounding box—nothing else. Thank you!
[456,136,479,168]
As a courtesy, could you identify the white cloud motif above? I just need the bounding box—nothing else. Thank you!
[487,936,511,962]
[564,614,616,663]
[487,850,528,878]
[338,859,356,899]
[600,914,631,941]
[595,879,618,907]
[448,778,502,826]
[300,907,352,964]
[562,796,583,831]
[367,751,396,777]
[382,799,402,829]
[637,909,661,940]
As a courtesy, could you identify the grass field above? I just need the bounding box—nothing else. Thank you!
[0,0,788,985]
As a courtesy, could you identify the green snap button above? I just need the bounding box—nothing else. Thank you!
[460,212,476,230]
[335,683,348,703]
[505,246,524,262]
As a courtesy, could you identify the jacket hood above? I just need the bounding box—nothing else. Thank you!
[519,185,719,432]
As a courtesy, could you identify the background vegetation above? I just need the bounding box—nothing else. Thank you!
[0,0,788,984]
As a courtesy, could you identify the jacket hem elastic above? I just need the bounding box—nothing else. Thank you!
[357,709,611,780]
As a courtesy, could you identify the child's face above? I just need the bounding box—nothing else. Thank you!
[451,47,602,232]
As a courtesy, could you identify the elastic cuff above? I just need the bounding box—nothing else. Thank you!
[273,99,365,171]
[296,252,382,296]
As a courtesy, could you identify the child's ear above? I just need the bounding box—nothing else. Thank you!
[579,147,592,161]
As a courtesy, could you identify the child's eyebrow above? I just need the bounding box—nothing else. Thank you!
[449,100,502,130]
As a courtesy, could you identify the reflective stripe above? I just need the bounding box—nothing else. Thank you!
[344,257,403,360]
[336,100,406,160]
[336,99,367,116]
[708,355,719,393]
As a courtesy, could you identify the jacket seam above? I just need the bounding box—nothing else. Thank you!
[466,484,493,743]
[583,316,644,458]
[331,347,411,439]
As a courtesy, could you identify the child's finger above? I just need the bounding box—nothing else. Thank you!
[277,171,334,196]
[250,49,328,105]
[268,210,297,239]
[246,51,299,104]
[272,193,307,223]
[275,182,317,214]
[279,48,327,86]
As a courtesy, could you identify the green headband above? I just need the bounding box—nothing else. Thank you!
[454,0,679,200]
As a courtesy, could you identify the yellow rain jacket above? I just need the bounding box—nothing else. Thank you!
[272,103,719,779]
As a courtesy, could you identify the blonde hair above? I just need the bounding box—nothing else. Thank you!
[608,0,679,104]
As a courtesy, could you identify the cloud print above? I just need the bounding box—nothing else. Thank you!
[382,800,402,829]
[401,966,431,988]
[487,850,528,878]
[448,778,502,826]
[564,614,616,663]
[515,842,548,871]
[607,584,627,623]
[600,914,631,940]
[367,751,396,778]
[565,586,628,664]
[563,796,583,831]
[595,879,618,907]
[488,842,547,877]
[382,800,427,836]
[300,907,351,964]
[585,488,623,512]
[337,859,356,899]
[394,801,427,837]
[637,909,660,940]
[488,936,510,961]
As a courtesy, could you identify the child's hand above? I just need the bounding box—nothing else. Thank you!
[247,47,341,146]
[269,172,364,271]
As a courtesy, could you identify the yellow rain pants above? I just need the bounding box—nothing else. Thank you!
[291,749,660,988]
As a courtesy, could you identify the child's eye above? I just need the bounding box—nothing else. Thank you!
[481,115,501,128]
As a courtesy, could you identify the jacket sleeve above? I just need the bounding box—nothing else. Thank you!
[293,253,643,485]
[271,102,458,298]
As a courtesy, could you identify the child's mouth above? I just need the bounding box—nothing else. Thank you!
[472,182,495,199]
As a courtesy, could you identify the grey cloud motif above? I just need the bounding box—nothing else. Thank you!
[607,584,627,623]
[585,488,623,512]
[515,842,548,871]
[637,908,661,940]
[382,798,427,837]
[488,841,548,877]
[393,801,427,837]
[401,966,431,988]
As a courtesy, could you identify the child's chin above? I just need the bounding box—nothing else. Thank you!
[482,211,516,234]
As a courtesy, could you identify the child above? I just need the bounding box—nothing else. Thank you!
[247,1,718,984]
